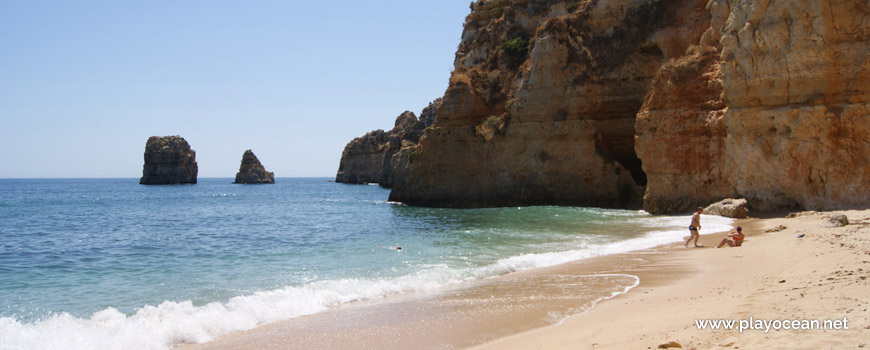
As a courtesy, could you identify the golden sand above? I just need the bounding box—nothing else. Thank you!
[471,210,870,349]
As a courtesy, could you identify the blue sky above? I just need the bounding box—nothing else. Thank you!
[0,1,470,178]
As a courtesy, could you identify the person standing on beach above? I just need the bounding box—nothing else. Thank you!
[685,207,703,247]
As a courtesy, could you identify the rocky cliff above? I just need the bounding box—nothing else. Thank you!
[335,99,441,187]
[234,150,275,184]
[638,0,870,212]
[390,0,711,208]
[140,136,198,185]
[380,0,870,212]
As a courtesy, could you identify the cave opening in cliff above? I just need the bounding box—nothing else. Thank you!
[620,154,647,187]
[594,132,647,188]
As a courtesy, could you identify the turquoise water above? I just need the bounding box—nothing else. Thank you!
[0,178,731,349]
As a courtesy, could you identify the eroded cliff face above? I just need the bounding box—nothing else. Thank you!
[390,0,712,208]
[638,0,870,212]
[635,45,729,213]
[376,0,870,212]
[335,99,440,187]
[335,128,390,185]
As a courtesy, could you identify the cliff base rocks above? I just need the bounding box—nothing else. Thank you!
[704,198,749,219]
[824,214,850,228]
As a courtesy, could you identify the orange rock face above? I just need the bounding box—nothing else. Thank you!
[385,0,870,212]
[390,0,709,208]
[635,46,730,213]
[638,0,870,213]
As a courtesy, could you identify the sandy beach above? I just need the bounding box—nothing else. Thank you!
[472,209,870,350]
[179,209,870,350]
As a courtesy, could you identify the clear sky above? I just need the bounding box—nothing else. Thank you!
[0,1,470,178]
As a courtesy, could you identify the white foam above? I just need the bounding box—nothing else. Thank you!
[0,266,475,350]
[1,213,733,350]
[475,213,733,277]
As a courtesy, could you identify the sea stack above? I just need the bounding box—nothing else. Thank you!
[139,136,198,185]
[234,150,275,184]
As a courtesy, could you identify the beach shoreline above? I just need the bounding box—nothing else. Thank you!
[470,209,870,350]
[176,213,724,350]
[178,209,870,349]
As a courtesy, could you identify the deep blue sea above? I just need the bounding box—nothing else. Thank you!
[0,178,732,350]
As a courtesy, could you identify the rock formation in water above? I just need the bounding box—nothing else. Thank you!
[335,99,441,187]
[140,136,198,185]
[234,150,275,184]
[335,129,389,185]
[359,0,870,213]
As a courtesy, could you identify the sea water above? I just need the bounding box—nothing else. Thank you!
[0,178,732,349]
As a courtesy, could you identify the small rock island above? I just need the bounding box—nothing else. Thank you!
[140,136,198,185]
[234,150,275,184]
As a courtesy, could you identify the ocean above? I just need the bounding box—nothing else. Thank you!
[0,178,732,349]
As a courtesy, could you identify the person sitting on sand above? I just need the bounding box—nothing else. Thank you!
[685,207,703,247]
[716,226,745,248]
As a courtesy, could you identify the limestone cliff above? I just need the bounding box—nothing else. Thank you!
[140,136,198,185]
[635,45,729,213]
[234,150,275,184]
[390,0,711,208]
[335,128,389,185]
[376,0,870,212]
[335,99,441,187]
[638,0,870,213]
